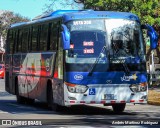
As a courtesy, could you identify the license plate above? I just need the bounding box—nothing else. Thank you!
[103,94,114,100]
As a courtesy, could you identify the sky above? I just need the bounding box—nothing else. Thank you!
[0,0,48,19]
[0,0,83,20]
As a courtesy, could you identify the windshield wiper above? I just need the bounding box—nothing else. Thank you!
[88,46,107,76]
[112,42,130,75]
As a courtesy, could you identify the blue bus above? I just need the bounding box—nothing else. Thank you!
[5,10,158,112]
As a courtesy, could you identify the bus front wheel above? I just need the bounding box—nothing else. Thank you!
[112,103,126,113]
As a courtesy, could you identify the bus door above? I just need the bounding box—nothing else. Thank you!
[25,54,39,99]
[18,54,28,97]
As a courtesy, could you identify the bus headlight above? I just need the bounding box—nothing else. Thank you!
[65,82,88,93]
[130,82,147,92]
[129,84,138,92]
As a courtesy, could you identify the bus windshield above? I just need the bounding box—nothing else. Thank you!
[66,19,107,64]
[66,19,145,64]
[106,19,145,63]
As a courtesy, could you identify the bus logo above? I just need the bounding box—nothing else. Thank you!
[74,74,83,80]
[121,74,138,81]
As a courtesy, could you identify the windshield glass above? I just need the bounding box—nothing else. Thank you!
[66,19,145,65]
[66,19,107,64]
[105,19,145,63]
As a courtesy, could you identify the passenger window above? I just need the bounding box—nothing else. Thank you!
[48,21,59,51]
[39,24,48,51]
[31,26,38,51]
[8,30,14,54]
[21,28,29,52]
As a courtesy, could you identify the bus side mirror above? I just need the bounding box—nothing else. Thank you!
[141,24,158,49]
[61,24,70,50]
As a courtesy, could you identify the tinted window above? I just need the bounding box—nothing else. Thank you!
[39,24,48,51]
[31,26,38,51]
[21,28,29,52]
[8,30,14,54]
[48,21,59,50]
[16,29,22,52]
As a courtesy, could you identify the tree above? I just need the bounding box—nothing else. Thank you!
[43,0,83,13]
[44,0,160,25]
[77,0,160,35]
[0,11,30,49]
[44,0,160,35]
[82,0,160,25]
[0,11,29,37]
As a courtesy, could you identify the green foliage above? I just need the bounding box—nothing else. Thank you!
[84,0,160,25]
[44,0,160,26]
[82,0,160,36]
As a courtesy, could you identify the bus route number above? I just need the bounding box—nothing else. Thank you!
[73,20,91,25]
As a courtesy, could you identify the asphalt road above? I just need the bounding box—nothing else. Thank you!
[0,79,160,127]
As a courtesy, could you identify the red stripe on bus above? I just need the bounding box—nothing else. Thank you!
[70,101,75,103]
[139,100,144,102]
[101,101,106,104]
[120,100,126,103]
[80,101,85,103]
[130,100,135,102]
[111,100,116,103]
[90,101,96,104]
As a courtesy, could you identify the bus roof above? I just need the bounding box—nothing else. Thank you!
[10,10,140,28]
[62,10,139,23]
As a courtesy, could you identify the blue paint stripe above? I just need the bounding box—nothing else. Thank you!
[65,72,147,85]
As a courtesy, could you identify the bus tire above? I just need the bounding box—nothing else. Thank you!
[15,78,25,104]
[25,98,35,105]
[47,85,60,111]
[112,103,126,113]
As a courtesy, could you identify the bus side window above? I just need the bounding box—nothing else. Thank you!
[16,29,22,53]
[48,21,59,51]
[21,28,29,53]
[13,30,18,54]
[8,30,14,54]
[31,26,38,52]
[39,24,48,51]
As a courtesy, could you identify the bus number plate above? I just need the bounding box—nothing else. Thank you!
[103,94,114,100]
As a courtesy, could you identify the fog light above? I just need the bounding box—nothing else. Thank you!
[68,96,77,100]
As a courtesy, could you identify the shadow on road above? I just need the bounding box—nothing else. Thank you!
[0,98,136,116]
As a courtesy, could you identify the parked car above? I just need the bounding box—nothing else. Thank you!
[0,64,5,79]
